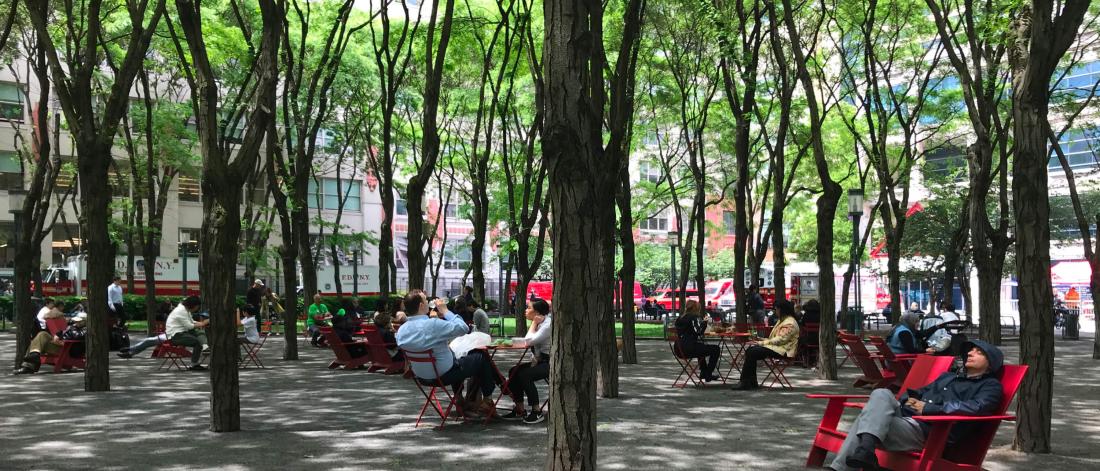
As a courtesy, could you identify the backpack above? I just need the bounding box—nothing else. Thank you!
[109,327,130,351]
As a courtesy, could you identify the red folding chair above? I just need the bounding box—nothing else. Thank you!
[667,334,707,388]
[239,333,267,369]
[157,341,194,371]
[402,348,473,429]
[762,351,797,389]
[797,322,820,368]
[39,318,86,373]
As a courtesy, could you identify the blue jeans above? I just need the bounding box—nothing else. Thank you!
[125,335,165,355]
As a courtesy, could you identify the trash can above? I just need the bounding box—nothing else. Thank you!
[1063,308,1080,340]
[845,306,864,334]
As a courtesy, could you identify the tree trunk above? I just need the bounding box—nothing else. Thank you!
[618,166,638,364]
[598,237,619,398]
[331,245,343,297]
[78,139,116,392]
[144,241,159,336]
[13,247,36,369]
[1011,97,1055,453]
[977,264,1003,344]
[1091,256,1099,359]
[201,187,243,432]
[292,204,318,300]
[543,0,609,462]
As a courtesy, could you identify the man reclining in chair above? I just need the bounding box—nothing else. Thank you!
[14,312,88,374]
[396,290,500,418]
[827,340,1004,471]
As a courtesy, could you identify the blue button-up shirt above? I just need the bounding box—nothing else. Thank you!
[396,312,469,379]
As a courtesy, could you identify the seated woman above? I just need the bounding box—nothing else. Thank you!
[372,311,403,361]
[886,311,922,354]
[731,299,799,391]
[674,299,721,383]
[799,299,821,326]
[501,298,552,424]
[332,298,366,358]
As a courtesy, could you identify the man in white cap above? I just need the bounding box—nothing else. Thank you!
[14,313,88,374]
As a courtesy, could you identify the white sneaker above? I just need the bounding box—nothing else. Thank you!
[202,344,211,353]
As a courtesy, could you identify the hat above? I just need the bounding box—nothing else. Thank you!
[254,279,265,286]
[72,312,88,323]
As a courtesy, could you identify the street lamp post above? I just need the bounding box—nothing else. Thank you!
[6,189,27,332]
[353,249,359,298]
[848,189,864,333]
[665,231,680,338]
[180,232,190,298]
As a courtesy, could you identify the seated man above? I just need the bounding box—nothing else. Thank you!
[239,306,260,345]
[36,298,64,330]
[396,291,499,417]
[14,312,88,374]
[165,296,209,371]
[828,340,1005,471]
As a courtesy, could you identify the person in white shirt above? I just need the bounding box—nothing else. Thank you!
[165,296,209,371]
[396,290,499,417]
[108,276,125,322]
[36,298,63,330]
[500,298,552,424]
[921,302,961,355]
[239,307,260,344]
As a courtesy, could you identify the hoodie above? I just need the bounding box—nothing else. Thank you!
[899,339,1005,444]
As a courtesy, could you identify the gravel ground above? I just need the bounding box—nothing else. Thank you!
[0,331,1097,471]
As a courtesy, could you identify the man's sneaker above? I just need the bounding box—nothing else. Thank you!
[117,351,132,359]
[189,364,207,371]
[523,411,546,424]
[500,410,525,421]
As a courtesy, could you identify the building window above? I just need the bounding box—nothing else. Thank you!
[444,202,471,220]
[0,151,22,190]
[1053,61,1100,98]
[639,216,668,232]
[178,175,201,202]
[315,128,343,154]
[723,211,736,235]
[0,83,24,121]
[395,198,408,216]
[638,159,662,184]
[1049,129,1100,170]
[308,177,362,211]
[443,245,472,270]
[924,145,967,180]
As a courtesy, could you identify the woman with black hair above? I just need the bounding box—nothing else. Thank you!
[674,299,722,382]
[501,298,553,424]
[732,299,800,390]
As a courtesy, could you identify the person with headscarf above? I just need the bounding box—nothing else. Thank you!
[887,311,922,354]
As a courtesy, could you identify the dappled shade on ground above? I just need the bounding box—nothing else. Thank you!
[1,333,1098,470]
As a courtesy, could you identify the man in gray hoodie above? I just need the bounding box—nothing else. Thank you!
[829,339,1005,471]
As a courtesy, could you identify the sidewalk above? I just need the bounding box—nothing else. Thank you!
[0,333,1097,470]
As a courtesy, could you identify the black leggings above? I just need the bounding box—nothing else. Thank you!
[679,342,720,379]
[509,357,550,408]
[739,345,783,388]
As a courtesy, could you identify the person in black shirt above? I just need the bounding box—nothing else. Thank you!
[799,299,821,326]
[674,299,721,382]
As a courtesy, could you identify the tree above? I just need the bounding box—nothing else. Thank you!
[1008,0,1091,453]
[780,0,842,380]
[926,0,1016,345]
[365,0,423,296]
[542,0,644,461]
[7,14,74,369]
[404,0,457,292]
[23,0,167,392]
[171,0,281,432]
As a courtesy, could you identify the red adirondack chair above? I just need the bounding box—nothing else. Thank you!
[805,354,955,468]
[321,327,370,370]
[868,335,920,390]
[360,325,406,374]
[39,318,85,373]
[839,333,895,389]
[874,364,1027,471]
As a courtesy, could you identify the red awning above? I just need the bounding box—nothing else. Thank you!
[1051,260,1094,285]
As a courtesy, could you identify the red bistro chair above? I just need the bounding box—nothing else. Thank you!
[402,348,474,429]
